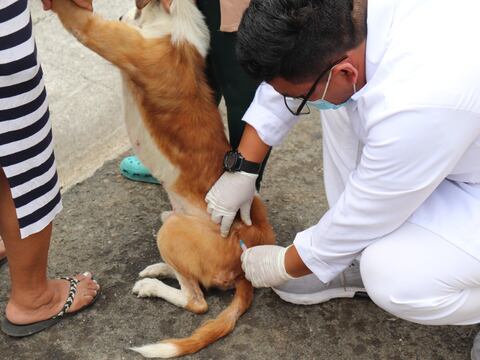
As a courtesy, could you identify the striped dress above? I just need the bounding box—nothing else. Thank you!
[0,0,62,239]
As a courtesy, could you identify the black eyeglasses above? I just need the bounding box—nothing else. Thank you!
[283,55,349,116]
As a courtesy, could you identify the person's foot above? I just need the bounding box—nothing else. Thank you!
[272,260,367,305]
[119,155,160,184]
[471,332,480,359]
[5,272,100,325]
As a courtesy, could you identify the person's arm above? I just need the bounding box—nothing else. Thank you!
[242,82,300,147]
[42,0,92,11]
[239,244,311,288]
[241,107,480,288]
[237,124,270,163]
[284,245,311,277]
[206,82,300,237]
[205,124,268,237]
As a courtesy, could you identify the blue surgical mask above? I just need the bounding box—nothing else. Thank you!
[309,98,350,111]
[308,69,356,111]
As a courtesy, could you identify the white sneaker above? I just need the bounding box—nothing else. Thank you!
[272,261,368,305]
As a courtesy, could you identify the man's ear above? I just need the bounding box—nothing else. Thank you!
[136,0,152,9]
[333,63,358,87]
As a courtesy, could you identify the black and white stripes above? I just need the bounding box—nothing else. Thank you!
[0,0,62,239]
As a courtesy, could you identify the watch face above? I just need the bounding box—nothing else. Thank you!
[224,151,238,171]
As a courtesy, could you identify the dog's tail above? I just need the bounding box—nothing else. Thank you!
[130,277,253,358]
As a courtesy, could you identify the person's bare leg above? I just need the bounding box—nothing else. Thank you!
[0,169,100,325]
[0,237,5,260]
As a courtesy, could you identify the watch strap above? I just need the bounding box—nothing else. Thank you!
[239,158,261,174]
[224,150,262,174]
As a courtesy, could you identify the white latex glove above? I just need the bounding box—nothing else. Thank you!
[205,171,258,237]
[241,245,295,288]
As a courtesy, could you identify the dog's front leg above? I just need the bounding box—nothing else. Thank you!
[51,0,146,74]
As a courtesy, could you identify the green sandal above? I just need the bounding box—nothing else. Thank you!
[119,156,160,185]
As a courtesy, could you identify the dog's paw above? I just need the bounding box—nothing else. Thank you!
[132,278,162,298]
[139,263,174,278]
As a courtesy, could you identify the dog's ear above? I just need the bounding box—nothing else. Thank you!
[136,0,152,9]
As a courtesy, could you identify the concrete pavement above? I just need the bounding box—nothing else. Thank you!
[0,1,478,359]
[30,0,132,190]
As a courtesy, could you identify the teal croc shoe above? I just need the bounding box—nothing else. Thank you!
[119,156,160,185]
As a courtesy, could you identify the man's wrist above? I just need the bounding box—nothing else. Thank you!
[223,150,262,174]
[278,246,296,281]
[238,124,270,163]
[284,245,312,278]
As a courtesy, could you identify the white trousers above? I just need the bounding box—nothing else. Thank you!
[322,109,480,326]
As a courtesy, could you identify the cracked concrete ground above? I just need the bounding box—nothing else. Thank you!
[0,1,478,359]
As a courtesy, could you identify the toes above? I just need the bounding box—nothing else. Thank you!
[63,273,100,313]
[74,271,93,282]
[87,279,100,291]
[72,272,100,300]
[74,272,98,286]
[82,288,98,300]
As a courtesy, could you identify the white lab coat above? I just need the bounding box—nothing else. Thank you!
[243,0,480,283]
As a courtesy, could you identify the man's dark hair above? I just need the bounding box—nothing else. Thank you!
[237,0,367,83]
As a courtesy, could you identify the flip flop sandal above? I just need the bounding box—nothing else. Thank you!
[1,276,100,337]
[0,257,6,268]
[119,156,160,184]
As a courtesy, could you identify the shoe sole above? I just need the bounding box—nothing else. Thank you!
[120,169,160,185]
[272,286,368,305]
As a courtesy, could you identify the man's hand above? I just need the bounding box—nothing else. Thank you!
[42,0,93,11]
[205,171,257,237]
[241,245,295,288]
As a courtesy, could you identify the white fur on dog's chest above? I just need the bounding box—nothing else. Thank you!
[122,80,179,188]
[122,80,208,218]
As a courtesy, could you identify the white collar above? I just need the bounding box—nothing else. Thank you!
[351,0,396,102]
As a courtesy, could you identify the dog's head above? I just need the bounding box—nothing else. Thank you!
[120,0,209,57]
[120,0,171,36]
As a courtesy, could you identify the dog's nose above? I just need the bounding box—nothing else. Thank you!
[119,15,123,21]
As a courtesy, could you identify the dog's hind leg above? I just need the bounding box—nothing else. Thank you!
[132,273,208,314]
[139,262,175,279]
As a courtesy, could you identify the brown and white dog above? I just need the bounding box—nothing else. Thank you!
[51,0,275,358]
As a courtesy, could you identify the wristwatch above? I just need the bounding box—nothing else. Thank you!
[223,150,261,174]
